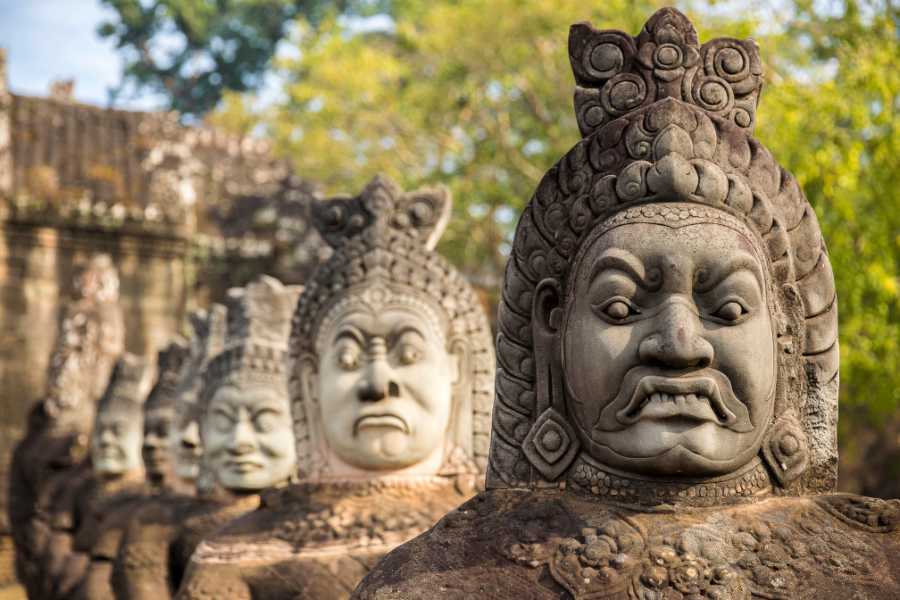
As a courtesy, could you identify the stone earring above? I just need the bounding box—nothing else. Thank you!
[762,412,809,488]
[522,280,580,481]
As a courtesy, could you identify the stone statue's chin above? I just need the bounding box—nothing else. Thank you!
[332,428,420,470]
[581,418,766,477]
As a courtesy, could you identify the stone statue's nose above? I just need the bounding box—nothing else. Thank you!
[181,421,200,448]
[358,340,400,402]
[638,300,714,369]
[228,415,256,454]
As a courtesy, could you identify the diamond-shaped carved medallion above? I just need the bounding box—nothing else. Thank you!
[522,408,580,481]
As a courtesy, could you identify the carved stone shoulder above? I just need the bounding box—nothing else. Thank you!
[814,494,900,533]
[353,492,900,600]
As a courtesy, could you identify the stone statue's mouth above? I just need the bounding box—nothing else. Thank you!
[354,413,409,435]
[96,447,124,460]
[225,459,265,473]
[617,376,735,426]
[592,368,753,433]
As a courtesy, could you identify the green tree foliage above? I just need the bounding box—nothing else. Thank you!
[97,0,390,116]
[203,0,899,461]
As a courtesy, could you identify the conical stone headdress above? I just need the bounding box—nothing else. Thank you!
[488,8,838,494]
[289,176,495,479]
[97,353,152,418]
[45,254,125,424]
[201,276,302,407]
[144,339,190,413]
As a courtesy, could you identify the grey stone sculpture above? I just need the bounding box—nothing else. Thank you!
[111,275,299,600]
[353,9,900,600]
[8,254,125,600]
[143,340,194,494]
[174,176,495,600]
[46,354,150,600]
[171,305,228,490]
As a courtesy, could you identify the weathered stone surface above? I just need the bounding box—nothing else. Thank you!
[355,490,900,599]
[176,177,495,600]
[353,8,897,600]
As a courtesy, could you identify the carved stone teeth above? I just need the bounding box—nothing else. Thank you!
[674,394,685,404]
[685,393,697,403]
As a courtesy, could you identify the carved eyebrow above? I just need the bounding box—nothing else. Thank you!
[694,254,764,293]
[334,324,365,345]
[389,325,426,347]
[590,248,648,287]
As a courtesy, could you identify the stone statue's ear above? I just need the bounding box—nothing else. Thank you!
[762,412,809,489]
[297,355,318,407]
[523,278,580,482]
[448,337,468,388]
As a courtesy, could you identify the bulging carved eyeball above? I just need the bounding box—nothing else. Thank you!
[762,413,809,487]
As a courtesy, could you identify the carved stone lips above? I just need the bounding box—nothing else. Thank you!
[354,413,409,435]
[616,376,737,426]
[225,459,264,473]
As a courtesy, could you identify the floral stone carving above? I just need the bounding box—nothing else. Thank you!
[174,176,495,600]
[352,9,899,600]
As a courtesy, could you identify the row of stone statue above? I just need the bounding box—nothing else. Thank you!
[9,7,900,600]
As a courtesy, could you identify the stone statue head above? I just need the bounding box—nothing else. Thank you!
[170,305,227,484]
[44,254,125,441]
[199,276,300,493]
[92,353,150,478]
[290,176,495,482]
[488,8,838,498]
[143,339,190,487]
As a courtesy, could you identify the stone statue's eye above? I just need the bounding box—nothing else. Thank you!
[597,299,637,321]
[714,301,746,322]
[397,344,421,366]
[253,409,279,433]
[338,348,359,371]
[212,412,232,433]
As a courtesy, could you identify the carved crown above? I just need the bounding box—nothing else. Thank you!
[175,304,228,404]
[44,255,125,419]
[570,7,763,137]
[201,276,300,405]
[144,339,190,412]
[312,175,451,251]
[97,353,151,415]
[225,275,303,348]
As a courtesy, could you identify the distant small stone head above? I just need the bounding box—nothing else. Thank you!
[142,340,190,485]
[170,305,227,483]
[92,354,149,477]
[199,276,300,493]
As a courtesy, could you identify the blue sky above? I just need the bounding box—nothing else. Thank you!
[0,0,162,109]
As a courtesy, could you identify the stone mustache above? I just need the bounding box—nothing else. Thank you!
[353,8,900,600]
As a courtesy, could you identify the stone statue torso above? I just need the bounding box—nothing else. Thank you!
[177,479,471,600]
[354,490,900,600]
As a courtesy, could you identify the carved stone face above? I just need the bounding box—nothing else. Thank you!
[562,216,776,476]
[91,405,143,476]
[203,383,295,492]
[313,304,456,472]
[142,406,175,482]
[171,390,203,481]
